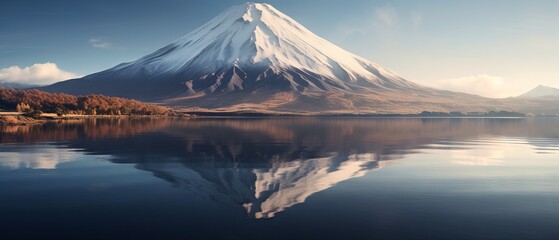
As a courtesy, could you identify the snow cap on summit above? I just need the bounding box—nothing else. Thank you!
[125,1,409,87]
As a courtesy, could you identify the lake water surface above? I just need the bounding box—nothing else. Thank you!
[1,118,558,240]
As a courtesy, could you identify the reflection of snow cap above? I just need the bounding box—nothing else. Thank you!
[253,153,378,218]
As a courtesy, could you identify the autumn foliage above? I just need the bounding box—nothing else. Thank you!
[0,88,172,115]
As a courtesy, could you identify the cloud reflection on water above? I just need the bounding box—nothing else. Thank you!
[0,145,76,169]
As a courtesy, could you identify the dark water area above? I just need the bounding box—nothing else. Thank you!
[1,117,558,240]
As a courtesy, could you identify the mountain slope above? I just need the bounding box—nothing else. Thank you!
[519,85,559,98]
[43,2,512,114]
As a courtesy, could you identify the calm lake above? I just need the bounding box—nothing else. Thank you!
[1,117,558,240]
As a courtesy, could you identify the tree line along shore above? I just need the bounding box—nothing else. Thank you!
[0,88,179,126]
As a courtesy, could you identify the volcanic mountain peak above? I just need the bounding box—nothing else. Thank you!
[45,2,522,114]
[119,2,409,87]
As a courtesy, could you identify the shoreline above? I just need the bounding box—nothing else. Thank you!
[2,110,557,126]
[0,112,189,126]
[182,111,531,118]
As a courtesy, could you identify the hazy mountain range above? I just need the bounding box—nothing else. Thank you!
[40,3,558,114]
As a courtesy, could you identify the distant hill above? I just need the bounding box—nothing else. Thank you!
[519,85,559,98]
[0,81,41,89]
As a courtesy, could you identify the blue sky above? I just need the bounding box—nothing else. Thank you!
[1,0,558,97]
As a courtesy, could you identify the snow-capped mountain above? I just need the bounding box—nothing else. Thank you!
[42,2,510,114]
[519,85,559,98]
[123,2,417,91]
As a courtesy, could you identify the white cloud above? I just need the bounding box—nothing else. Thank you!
[0,62,79,85]
[450,147,505,166]
[372,6,399,28]
[89,38,112,49]
[433,74,510,98]
[370,6,425,29]
[334,6,422,40]
[410,10,423,28]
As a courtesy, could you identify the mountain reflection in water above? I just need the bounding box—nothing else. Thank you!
[2,117,558,219]
[140,153,382,219]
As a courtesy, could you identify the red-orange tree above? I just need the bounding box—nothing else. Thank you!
[0,88,172,115]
